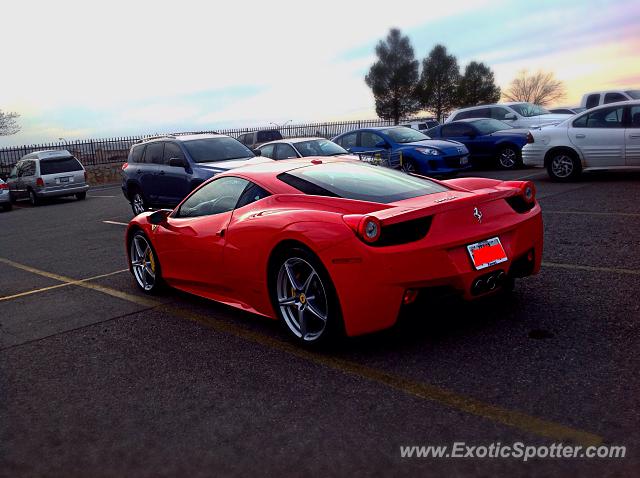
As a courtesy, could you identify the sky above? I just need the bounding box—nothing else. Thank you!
[1,0,639,146]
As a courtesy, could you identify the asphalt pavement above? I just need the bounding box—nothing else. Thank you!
[1,169,639,477]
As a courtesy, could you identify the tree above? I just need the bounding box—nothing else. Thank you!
[502,70,566,106]
[365,28,421,124]
[457,61,501,107]
[0,110,21,136]
[417,45,460,122]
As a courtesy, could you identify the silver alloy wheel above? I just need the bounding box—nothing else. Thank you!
[130,234,156,291]
[499,148,517,169]
[29,190,37,206]
[276,257,329,342]
[402,161,416,174]
[550,154,574,178]
[132,193,145,215]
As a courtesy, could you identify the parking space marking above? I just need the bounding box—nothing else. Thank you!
[89,195,117,198]
[516,171,546,180]
[103,220,129,226]
[543,210,640,218]
[0,269,128,303]
[0,256,603,446]
[542,261,640,276]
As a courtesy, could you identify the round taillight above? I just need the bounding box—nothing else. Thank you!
[359,216,381,243]
[522,181,536,203]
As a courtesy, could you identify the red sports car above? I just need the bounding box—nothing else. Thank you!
[126,158,542,344]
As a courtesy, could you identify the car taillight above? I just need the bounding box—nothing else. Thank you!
[122,162,129,170]
[36,178,45,187]
[502,180,536,212]
[84,171,88,181]
[343,215,381,244]
[527,132,534,144]
[0,183,8,190]
[520,181,536,204]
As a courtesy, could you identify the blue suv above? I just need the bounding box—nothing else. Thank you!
[122,134,261,215]
[332,126,470,176]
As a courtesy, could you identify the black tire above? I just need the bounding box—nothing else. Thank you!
[128,230,164,294]
[2,203,11,212]
[28,189,39,206]
[269,246,343,346]
[130,188,148,216]
[401,159,417,174]
[546,150,581,182]
[76,192,87,200]
[496,145,522,170]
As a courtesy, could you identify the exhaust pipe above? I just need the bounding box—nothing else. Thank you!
[472,270,507,295]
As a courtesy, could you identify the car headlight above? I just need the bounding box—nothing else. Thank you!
[416,147,440,156]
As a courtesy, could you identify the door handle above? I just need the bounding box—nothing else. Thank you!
[630,134,640,138]
[215,229,225,237]
[575,134,586,138]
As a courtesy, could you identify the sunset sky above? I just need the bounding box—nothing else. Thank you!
[1,0,638,146]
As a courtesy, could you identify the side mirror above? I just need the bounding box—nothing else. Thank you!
[169,157,187,168]
[252,149,262,156]
[504,113,517,121]
[148,209,171,225]
[375,140,389,149]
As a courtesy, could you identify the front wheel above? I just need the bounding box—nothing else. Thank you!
[272,248,342,345]
[2,203,11,212]
[130,190,147,216]
[497,146,522,170]
[76,192,87,200]
[129,231,163,293]
[401,160,417,174]
[547,151,581,182]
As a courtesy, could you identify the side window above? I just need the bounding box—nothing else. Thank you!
[144,142,165,165]
[9,166,18,178]
[259,144,275,158]
[630,106,640,128]
[573,106,624,128]
[490,107,511,120]
[130,145,146,163]
[235,182,271,209]
[177,176,249,218]
[441,124,469,136]
[164,142,185,163]
[603,92,627,104]
[360,132,384,148]
[21,161,36,176]
[586,94,600,109]
[338,132,357,149]
[274,144,298,160]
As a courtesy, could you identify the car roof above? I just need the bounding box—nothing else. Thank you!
[137,133,229,145]
[259,137,325,146]
[21,149,73,160]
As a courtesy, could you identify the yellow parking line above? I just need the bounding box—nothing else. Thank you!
[543,261,640,276]
[543,210,640,218]
[0,256,603,446]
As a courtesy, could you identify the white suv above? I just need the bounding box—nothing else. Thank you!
[580,89,640,109]
[522,100,640,181]
[446,103,571,128]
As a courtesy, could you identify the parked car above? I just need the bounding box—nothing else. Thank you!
[332,126,470,176]
[237,130,283,149]
[548,107,586,115]
[126,157,542,345]
[427,118,532,169]
[0,178,11,211]
[401,119,439,132]
[446,103,572,128]
[121,133,266,215]
[257,137,351,159]
[522,100,640,181]
[7,150,89,206]
[580,89,640,109]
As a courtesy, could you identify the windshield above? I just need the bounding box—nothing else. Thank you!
[625,90,640,99]
[384,127,430,143]
[509,103,551,117]
[183,137,255,163]
[277,161,448,204]
[295,139,348,157]
[471,119,513,135]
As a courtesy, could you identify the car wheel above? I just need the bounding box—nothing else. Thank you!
[2,203,11,211]
[497,146,521,169]
[76,192,87,200]
[272,247,342,345]
[28,189,39,206]
[401,160,417,174]
[130,190,147,215]
[547,151,581,182]
[129,231,163,293]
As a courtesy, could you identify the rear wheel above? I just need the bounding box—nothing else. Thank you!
[129,231,162,293]
[76,192,87,200]
[28,189,39,206]
[271,247,342,345]
[497,145,521,169]
[2,203,11,212]
[130,189,147,215]
[547,151,581,181]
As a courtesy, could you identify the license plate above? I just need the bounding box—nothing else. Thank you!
[467,237,508,270]
[58,177,70,183]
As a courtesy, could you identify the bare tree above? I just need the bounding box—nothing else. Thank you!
[0,110,21,136]
[502,70,566,106]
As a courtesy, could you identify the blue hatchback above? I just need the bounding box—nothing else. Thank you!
[427,118,531,169]
[332,126,470,176]
[121,133,262,215]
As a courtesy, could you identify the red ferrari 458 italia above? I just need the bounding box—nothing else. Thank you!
[126,157,542,344]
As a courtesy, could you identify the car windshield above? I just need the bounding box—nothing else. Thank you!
[509,103,551,117]
[277,161,448,204]
[294,139,349,157]
[471,119,513,135]
[183,137,255,163]
[384,127,430,143]
[625,90,640,99]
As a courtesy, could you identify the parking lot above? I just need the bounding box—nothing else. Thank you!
[1,168,639,476]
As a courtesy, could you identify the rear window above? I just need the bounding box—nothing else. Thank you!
[130,145,146,163]
[183,137,255,163]
[40,157,83,175]
[277,162,448,204]
[257,130,283,142]
[625,90,640,100]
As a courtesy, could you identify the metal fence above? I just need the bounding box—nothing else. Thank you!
[0,117,426,177]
